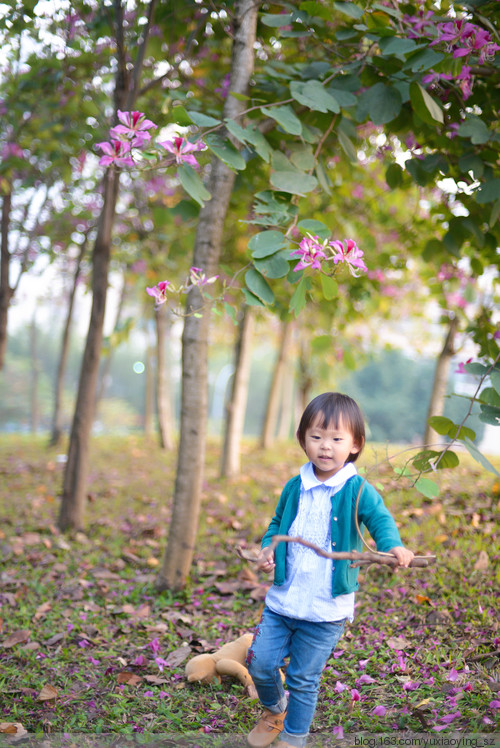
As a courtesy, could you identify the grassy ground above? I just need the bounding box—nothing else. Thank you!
[0,434,499,743]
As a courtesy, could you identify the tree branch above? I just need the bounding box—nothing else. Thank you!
[237,536,436,569]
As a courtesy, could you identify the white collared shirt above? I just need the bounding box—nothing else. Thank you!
[265,461,356,623]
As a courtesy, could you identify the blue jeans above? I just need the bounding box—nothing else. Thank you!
[246,606,346,748]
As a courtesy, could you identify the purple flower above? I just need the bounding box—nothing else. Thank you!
[403,681,420,691]
[356,674,376,685]
[158,136,206,167]
[148,637,161,654]
[332,726,344,738]
[290,235,327,272]
[109,110,157,147]
[185,266,219,289]
[489,700,500,710]
[96,140,134,167]
[351,688,361,701]
[334,681,347,693]
[371,705,387,716]
[155,657,168,672]
[146,280,171,307]
[330,239,367,276]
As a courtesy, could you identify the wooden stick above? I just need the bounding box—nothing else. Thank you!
[237,535,436,569]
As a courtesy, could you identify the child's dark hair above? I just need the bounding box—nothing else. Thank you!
[296,392,365,463]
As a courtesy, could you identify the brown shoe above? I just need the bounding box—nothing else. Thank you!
[247,708,286,748]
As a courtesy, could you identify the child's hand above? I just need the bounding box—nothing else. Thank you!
[256,547,275,573]
[388,546,414,568]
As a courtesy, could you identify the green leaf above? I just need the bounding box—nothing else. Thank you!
[490,369,500,397]
[458,153,484,179]
[245,268,274,305]
[249,230,288,259]
[428,415,455,436]
[289,275,312,316]
[320,274,338,300]
[476,179,500,205]
[358,83,402,125]
[186,110,221,127]
[254,253,290,279]
[403,48,444,73]
[225,121,273,163]
[315,159,332,194]
[270,171,318,195]
[289,145,316,171]
[464,362,490,377]
[225,119,250,144]
[299,1,331,20]
[297,219,330,240]
[409,82,443,125]
[177,164,211,206]
[413,449,459,471]
[379,37,417,56]
[462,436,500,477]
[415,476,440,499]
[327,88,357,108]
[334,2,364,18]
[261,12,294,27]
[479,405,500,426]
[386,163,404,189]
[448,424,476,441]
[170,106,192,126]
[242,288,266,307]
[290,80,340,113]
[338,130,357,162]
[261,105,302,135]
[203,134,246,170]
[478,387,500,408]
[458,117,490,145]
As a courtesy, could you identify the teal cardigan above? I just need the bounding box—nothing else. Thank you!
[262,474,402,598]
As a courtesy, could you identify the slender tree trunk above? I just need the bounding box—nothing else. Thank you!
[297,333,313,413]
[144,335,155,437]
[30,312,40,434]
[0,193,13,371]
[58,0,156,531]
[58,169,120,530]
[156,304,174,450]
[220,306,255,477]
[278,356,295,440]
[424,315,459,447]
[260,319,294,449]
[157,0,259,591]
[49,238,88,447]
[95,274,127,412]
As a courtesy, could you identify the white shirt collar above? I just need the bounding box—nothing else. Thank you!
[299,460,357,491]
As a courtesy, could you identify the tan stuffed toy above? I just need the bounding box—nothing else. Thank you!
[185,633,257,697]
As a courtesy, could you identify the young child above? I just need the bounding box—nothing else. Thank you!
[246,392,414,748]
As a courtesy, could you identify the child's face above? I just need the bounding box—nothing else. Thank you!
[303,414,361,481]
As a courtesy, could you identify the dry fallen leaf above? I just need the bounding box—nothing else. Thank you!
[165,646,190,667]
[474,550,489,571]
[1,630,31,648]
[0,722,28,738]
[415,594,432,605]
[37,684,58,702]
[117,672,143,686]
[386,636,412,650]
[33,602,52,622]
[143,675,168,685]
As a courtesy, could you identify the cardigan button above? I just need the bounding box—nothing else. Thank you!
[333,516,338,521]
[332,542,336,547]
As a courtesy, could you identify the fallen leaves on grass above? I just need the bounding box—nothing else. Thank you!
[1,629,30,648]
[0,722,28,738]
[37,684,58,702]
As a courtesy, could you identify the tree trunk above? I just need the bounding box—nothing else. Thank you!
[0,193,13,371]
[297,333,313,414]
[277,356,295,440]
[155,304,174,450]
[144,337,155,438]
[157,0,259,591]
[220,306,255,478]
[95,274,127,413]
[30,312,40,434]
[49,238,88,447]
[424,315,459,447]
[58,0,156,531]
[58,168,120,530]
[260,319,294,449]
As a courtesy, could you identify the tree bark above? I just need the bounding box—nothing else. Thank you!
[277,353,295,440]
[0,193,13,371]
[49,237,88,447]
[155,304,175,450]
[157,0,259,591]
[58,169,120,530]
[424,315,459,447]
[95,274,127,414]
[30,312,40,434]
[260,319,294,449]
[220,306,255,478]
[58,0,156,530]
[144,337,155,438]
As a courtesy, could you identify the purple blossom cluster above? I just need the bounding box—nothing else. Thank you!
[146,266,219,307]
[96,110,206,169]
[290,233,368,277]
